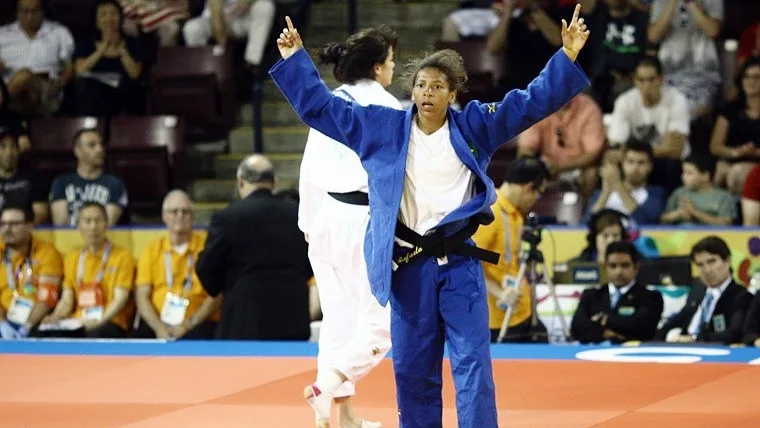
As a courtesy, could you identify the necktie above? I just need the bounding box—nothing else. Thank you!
[701,291,714,325]
[611,288,623,308]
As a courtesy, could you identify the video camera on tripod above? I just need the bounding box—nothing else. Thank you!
[521,212,543,250]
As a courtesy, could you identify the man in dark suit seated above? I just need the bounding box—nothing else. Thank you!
[196,154,312,340]
[744,293,760,347]
[571,240,663,344]
[656,236,753,345]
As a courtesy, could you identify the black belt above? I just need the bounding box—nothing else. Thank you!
[393,219,500,269]
[328,191,369,206]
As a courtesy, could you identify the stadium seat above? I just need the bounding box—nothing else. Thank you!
[532,183,585,226]
[434,40,504,104]
[45,0,97,40]
[148,46,235,141]
[107,115,187,217]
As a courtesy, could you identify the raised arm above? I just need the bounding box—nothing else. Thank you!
[462,4,591,156]
[269,17,397,158]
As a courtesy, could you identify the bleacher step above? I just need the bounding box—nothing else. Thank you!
[305,26,440,53]
[214,152,303,181]
[308,1,458,29]
[191,178,300,203]
[193,202,228,225]
[228,125,309,154]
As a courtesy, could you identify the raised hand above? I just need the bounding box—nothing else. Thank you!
[276,16,303,60]
[561,4,590,61]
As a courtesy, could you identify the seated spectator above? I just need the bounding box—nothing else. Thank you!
[656,236,753,345]
[607,55,690,193]
[133,190,220,340]
[440,0,501,42]
[0,0,74,116]
[183,0,275,72]
[660,154,737,225]
[120,0,189,46]
[647,0,723,121]
[709,57,760,195]
[743,292,760,347]
[570,240,663,344]
[0,204,62,339]
[741,163,760,226]
[73,0,145,117]
[737,21,759,68]
[41,202,135,338]
[585,141,666,225]
[49,128,128,227]
[581,0,650,113]
[486,0,573,91]
[572,209,625,263]
[0,127,48,223]
[0,80,30,152]
[517,93,605,197]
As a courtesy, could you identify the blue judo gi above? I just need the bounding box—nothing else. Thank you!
[270,47,589,428]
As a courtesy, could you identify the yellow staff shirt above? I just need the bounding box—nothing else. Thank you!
[136,232,220,323]
[63,242,135,331]
[0,238,64,312]
[471,190,532,329]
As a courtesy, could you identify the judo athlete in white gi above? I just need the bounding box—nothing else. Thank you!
[298,26,402,428]
[272,7,590,427]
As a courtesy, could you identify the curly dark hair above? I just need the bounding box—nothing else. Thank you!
[402,49,468,93]
[316,25,398,84]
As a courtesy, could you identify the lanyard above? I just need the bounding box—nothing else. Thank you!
[3,246,33,292]
[77,241,112,286]
[165,251,194,296]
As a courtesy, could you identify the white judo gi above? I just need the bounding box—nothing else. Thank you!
[299,79,402,397]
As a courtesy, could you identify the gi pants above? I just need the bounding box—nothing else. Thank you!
[308,196,391,397]
[390,245,498,428]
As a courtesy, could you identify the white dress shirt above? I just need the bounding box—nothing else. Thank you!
[686,277,732,335]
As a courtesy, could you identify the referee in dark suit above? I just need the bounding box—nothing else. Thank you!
[197,154,312,340]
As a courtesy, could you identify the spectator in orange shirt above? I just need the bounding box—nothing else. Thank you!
[42,202,135,338]
[0,204,62,339]
[517,93,605,197]
[133,190,220,340]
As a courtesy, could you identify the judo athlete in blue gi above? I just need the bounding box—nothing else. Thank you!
[272,7,590,427]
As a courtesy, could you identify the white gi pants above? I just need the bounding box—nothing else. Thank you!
[182,0,275,66]
[307,197,391,398]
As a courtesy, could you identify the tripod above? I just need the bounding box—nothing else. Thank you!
[496,227,569,343]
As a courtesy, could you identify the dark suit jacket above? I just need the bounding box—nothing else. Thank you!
[742,292,760,346]
[196,189,312,340]
[571,281,663,344]
[655,280,753,345]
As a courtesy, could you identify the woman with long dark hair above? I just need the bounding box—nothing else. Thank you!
[298,25,401,428]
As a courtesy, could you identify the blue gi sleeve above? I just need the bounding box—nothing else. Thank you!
[269,48,396,158]
[458,49,590,157]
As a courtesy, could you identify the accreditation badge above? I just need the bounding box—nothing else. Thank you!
[7,294,34,325]
[160,292,189,326]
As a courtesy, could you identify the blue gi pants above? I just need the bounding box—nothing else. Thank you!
[389,247,498,428]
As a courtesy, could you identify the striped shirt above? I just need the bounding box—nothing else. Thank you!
[0,21,74,80]
[120,0,189,33]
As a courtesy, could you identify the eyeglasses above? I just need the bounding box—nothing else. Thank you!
[0,221,27,228]
[164,208,193,215]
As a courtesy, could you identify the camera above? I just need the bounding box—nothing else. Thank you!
[521,212,543,248]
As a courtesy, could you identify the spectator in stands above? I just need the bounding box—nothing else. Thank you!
[581,0,651,113]
[182,0,276,72]
[744,291,760,347]
[656,236,753,345]
[0,0,75,116]
[120,0,189,46]
[572,209,625,263]
[0,79,30,152]
[0,204,62,339]
[133,190,220,340]
[472,157,550,343]
[0,127,48,223]
[647,0,723,122]
[41,202,135,338]
[607,55,690,193]
[517,93,605,197]
[486,0,574,91]
[72,0,145,117]
[660,154,737,225]
[440,1,501,42]
[741,163,760,226]
[570,240,663,344]
[709,56,760,195]
[49,128,128,227]
[196,155,312,340]
[737,21,759,68]
[585,141,665,224]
